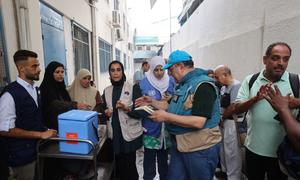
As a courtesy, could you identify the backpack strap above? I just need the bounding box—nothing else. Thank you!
[249,73,260,90]
[289,73,299,98]
[289,73,300,121]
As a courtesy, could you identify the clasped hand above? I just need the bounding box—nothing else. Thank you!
[116,100,130,112]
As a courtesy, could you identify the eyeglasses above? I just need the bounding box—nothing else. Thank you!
[168,65,176,75]
[110,68,122,72]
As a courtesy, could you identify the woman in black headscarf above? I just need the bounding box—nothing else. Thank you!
[40,61,90,130]
[102,61,143,180]
[40,61,92,179]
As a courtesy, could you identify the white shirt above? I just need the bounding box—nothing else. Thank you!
[0,77,38,132]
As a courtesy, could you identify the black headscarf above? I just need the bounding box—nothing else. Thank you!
[109,61,126,86]
[40,61,71,109]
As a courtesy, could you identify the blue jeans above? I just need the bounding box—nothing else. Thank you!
[168,143,220,180]
[143,148,168,180]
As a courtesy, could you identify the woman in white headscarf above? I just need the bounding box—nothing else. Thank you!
[139,56,175,180]
[67,69,103,112]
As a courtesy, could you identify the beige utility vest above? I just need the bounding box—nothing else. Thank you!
[104,82,143,142]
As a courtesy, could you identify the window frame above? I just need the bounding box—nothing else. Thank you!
[72,22,91,74]
[99,38,112,73]
[115,48,121,61]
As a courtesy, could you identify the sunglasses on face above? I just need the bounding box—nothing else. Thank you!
[110,68,122,72]
[168,65,176,75]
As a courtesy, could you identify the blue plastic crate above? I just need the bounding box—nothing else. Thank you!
[58,110,99,154]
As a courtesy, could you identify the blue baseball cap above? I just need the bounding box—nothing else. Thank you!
[162,50,192,70]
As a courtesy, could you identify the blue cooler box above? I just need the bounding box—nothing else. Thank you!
[58,110,99,154]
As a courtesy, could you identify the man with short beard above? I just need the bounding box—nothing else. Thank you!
[0,50,57,180]
[233,42,298,180]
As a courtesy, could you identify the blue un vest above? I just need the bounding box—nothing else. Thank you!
[1,82,44,167]
[166,68,221,135]
[140,77,174,137]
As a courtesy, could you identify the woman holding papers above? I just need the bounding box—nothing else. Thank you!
[139,56,175,180]
[102,61,143,180]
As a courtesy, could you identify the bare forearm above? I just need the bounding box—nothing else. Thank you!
[293,98,300,107]
[290,97,300,109]
[234,96,259,114]
[278,110,300,151]
[0,128,42,139]
[222,104,236,119]
[166,113,206,129]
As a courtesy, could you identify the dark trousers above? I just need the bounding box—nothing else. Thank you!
[143,148,168,180]
[115,151,139,180]
[246,148,287,180]
[0,139,9,180]
[0,160,9,180]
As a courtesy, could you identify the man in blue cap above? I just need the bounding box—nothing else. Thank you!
[136,50,221,179]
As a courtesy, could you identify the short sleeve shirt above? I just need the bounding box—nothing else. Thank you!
[227,79,241,103]
[191,83,217,118]
[236,70,299,157]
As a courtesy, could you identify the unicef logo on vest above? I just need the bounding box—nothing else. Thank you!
[147,90,156,98]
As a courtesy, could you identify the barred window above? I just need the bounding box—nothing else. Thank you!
[115,48,121,61]
[99,38,112,72]
[73,23,90,73]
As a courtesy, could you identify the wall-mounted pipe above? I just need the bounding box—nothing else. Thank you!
[14,0,29,49]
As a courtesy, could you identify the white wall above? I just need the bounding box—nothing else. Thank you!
[1,0,45,84]
[163,0,300,81]
[95,0,135,93]
[63,18,75,83]
[1,0,19,81]
[43,0,92,31]
[1,0,135,93]
[27,0,46,85]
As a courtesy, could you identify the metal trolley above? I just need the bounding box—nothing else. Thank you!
[37,135,107,180]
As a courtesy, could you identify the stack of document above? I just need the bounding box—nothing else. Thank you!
[134,105,156,118]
